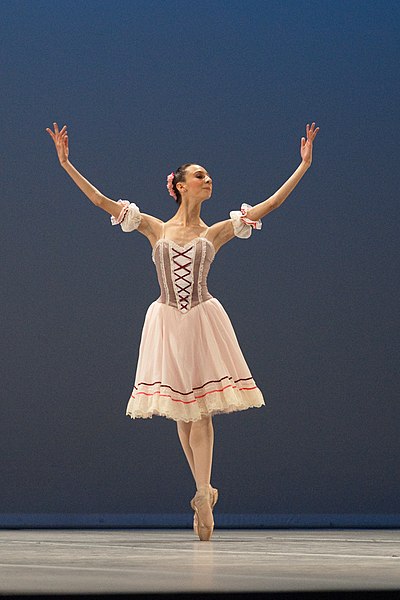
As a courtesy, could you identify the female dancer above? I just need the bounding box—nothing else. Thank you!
[46,121,319,541]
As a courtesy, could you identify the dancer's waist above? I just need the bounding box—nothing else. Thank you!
[156,291,214,314]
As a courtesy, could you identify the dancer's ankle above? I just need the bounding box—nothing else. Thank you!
[196,482,211,492]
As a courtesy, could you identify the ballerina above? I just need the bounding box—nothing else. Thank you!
[46,121,319,541]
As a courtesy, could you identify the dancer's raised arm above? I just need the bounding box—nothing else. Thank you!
[245,122,320,222]
[46,122,123,219]
[46,122,162,242]
[207,122,320,252]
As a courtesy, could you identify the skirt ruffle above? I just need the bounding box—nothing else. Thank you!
[126,297,265,422]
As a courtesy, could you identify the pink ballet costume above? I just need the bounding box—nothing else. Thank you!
[111,201,265,422]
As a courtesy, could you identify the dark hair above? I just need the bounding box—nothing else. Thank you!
[171,163,195,206]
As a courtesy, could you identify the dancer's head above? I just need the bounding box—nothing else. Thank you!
[168,164,212,206]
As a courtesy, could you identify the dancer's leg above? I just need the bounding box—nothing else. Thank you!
[176,421,196,483]
[189,415,214,528]
[189,416,214,490]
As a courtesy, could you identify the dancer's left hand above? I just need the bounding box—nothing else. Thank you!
[301,122,319,166]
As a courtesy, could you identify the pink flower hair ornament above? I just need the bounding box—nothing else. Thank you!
[166,172,177,200]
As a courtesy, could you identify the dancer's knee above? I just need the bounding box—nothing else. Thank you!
[189,416,213,444]
[177,420,192,436]
[193,415,213,429]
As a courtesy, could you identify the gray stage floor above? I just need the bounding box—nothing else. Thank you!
[0,529,399,594]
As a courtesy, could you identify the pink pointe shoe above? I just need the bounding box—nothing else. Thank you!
[190,485,218,541]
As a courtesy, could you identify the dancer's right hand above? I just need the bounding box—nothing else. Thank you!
[46,122,69,166]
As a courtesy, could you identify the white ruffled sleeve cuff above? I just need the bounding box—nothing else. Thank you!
[229,203,263,238]
[110,200,142,232]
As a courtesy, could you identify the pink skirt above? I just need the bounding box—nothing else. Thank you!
[126,297,265,422]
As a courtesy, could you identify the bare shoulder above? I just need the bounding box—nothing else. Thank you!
[207,219,235,252]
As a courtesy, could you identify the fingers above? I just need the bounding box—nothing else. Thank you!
[46,123,67,142]
[53,123,67,137]
[45,128,55,140]
[305,122,319,141]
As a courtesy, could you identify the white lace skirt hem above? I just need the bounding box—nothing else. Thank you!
[126,379,265,422]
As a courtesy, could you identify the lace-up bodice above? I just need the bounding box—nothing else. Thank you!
[152,226,215,313]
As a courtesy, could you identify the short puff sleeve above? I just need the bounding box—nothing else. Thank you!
[229,203,262,239]
[110,200,142,232]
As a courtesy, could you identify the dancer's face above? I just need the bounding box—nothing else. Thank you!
[178,165,213,200]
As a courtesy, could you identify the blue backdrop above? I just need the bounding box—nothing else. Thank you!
[1,0,399,527]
